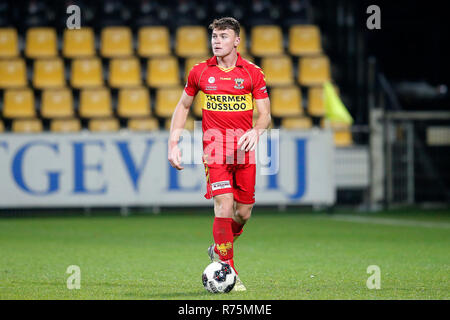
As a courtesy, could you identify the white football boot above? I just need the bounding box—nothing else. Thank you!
[207,244,220,262]
[233,275,247,292]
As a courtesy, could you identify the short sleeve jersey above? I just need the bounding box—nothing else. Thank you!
[184,52,268,160]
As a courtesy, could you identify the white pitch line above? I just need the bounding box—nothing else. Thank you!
[320,214,450,229]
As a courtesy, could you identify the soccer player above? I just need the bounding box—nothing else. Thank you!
[168,17,271,291]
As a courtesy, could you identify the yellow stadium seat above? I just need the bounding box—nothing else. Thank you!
[128,117,159,131]
[118,87,151,118]
[250,25,283,57]
[333,130,353,146]
[50,118,81,133]
[0,28,19,58]
[289,25,322,56]
[25,27,57,58]
[281,117,313,130]
[165,117,195,131]
[155,87,183,118]
[3,88,35,119]
[88,118,120,132]
[307,84,339,117]
[71,58,103,88]
[298,56,331,86]
[109,57,142,88]
[175,26,208,58]
[33,58,65,89]
[100,26,133,58]
[184,56,209,82]
[261,55,294,87]
[237,27,247,54]
[79,88,112,118]
[63,27,95,58]
[322,120,353,146]
[41,88,74,119]
[0,59,27,88]
[270,86,303,117]
[12,118,42,133]
[147,56,180,88]
[138,26,170,57]
[307,86,325,116]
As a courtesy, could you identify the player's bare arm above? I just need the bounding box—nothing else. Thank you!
[168,91,194,170]
[238,97,271,152]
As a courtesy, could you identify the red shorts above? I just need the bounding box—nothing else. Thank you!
[203,158,256,204]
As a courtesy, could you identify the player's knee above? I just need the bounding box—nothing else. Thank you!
[235,205,253,222]
[214,195,234,218]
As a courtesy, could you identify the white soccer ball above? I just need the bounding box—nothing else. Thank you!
[202,261,236,293]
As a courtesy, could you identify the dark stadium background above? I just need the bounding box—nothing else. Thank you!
[0,0,448,214]
[0,0,449,302]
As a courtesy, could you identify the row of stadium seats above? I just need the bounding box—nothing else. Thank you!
[0,55,330,89]
[0,116,352,146]
[0,25,321,58]
[0,86,330,120]
[0,84,352,146]
[0,22,352,146]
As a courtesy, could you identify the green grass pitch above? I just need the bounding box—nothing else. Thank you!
[0,208,449,299]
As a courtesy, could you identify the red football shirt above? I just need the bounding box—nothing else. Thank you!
[184,52,268,164]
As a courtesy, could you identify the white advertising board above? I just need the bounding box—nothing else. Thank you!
[0,130,335,208]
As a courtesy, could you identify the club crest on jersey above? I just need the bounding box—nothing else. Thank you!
[234,78,244,89]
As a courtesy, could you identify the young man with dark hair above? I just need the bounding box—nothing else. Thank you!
[168,17,271,291]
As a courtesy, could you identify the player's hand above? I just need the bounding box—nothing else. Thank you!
[237,129,259,152]
[168,143,184,170]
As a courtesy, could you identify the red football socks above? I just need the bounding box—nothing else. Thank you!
[231,218,244,239]
[213,217,234,261]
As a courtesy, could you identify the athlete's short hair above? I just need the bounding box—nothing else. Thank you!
[208,17,240,36]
